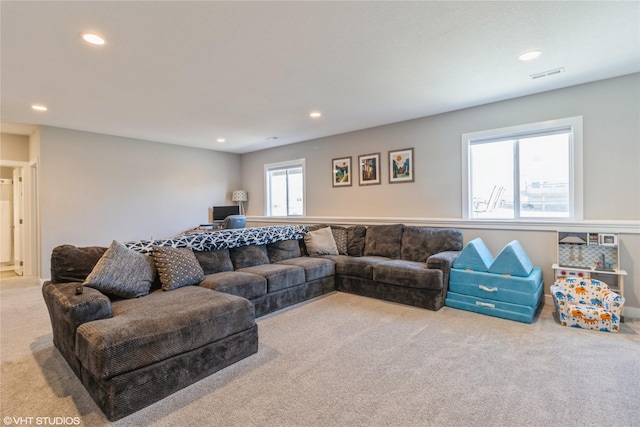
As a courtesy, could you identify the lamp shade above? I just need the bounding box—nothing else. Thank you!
[232,190,248,202]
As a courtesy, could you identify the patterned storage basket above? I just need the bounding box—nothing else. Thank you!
[551,278,624,333]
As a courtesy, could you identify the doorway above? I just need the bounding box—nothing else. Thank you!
[0,166,23,276]
[0,161,37,279]
[0,171,14,273]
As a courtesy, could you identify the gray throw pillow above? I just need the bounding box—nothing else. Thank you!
[83,240,154,298]
[152,246,205,291]
[304,227,339,256]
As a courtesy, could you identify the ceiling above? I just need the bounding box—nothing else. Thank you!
[1,1,639,154]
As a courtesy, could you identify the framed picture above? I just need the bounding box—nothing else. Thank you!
[332,157,352,187]
[358,152,381,185]
[389,148,414,183]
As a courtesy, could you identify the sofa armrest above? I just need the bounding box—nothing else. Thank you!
[602,289,625,312]
[426,251,460,291]
[550,284,568,301]
[426,250,460,270]
[43,281,112,327]
[42,281,113,375]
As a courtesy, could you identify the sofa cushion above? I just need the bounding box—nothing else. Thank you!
[199,271,267,300]
[152,246,205,291]
[230,245,270,269]
[194,249,234,275]
[325,255,390,280]
[304,227,339,256]
[400,227,463,262]
[51,244,107,284]
[425,227,464,257]
[400,227,432,262]
[374,260,444,291]
[364,224,404,258]
[83,241,155,298]
[347,226,367,257]
[75,287,255,380]
[238,264,306,293]
[277,257,336,282]
[267,240,302,263]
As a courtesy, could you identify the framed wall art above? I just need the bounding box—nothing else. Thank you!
[389,147,414,183]
[332,156,352,187]
[358,152,381,186]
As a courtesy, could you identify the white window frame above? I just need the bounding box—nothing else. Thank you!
[264,158,306,217]
[461,116,583,221]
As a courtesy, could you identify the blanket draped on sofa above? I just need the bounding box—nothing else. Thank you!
[124,225,308,253]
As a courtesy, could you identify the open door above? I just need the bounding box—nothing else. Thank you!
[13,167,23,276]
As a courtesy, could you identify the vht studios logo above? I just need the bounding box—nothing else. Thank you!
[3,417,81,426]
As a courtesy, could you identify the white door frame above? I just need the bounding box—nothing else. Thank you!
[12,167,23,275]
[0,159,39,277]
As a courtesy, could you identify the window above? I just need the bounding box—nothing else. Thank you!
[462,117,583,220]
[265,159,305,216]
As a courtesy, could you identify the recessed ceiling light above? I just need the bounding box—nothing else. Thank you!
[31,105,47,111]
[309,111,322,118]
[216,138,226,143]
[82,33,105,45]
[518,50,542,61]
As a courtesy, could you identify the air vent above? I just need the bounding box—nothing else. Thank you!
[530,67,565,80]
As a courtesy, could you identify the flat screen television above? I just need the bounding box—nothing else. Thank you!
[213,205,240,221]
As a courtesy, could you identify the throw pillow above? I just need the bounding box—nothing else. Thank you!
[83,240,154,298]
[331,226,348,255]
[152,246,205,291]
[304,227,339,256]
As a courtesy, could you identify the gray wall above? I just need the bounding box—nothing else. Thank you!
[241,73,640,315]
[39,126,241,278]
[241,74,639,220]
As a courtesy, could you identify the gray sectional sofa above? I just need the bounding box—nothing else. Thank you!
[42,224,462,421]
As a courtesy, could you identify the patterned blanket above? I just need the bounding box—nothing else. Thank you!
[125,225,308,254]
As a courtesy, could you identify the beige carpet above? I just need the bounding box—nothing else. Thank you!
[1,281,639,427]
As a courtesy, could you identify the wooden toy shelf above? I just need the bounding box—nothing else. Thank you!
[552,231,626,302]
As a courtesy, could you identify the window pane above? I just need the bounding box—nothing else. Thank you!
[265,160,305,217]
[470,141,513,219]
[519,133,570,218]
[287,167,303,216]
[463,116,581,221]
[269,170,288,216]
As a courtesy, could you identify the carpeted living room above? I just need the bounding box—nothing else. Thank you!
[2,274,639,426]
[2,1,640,426]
